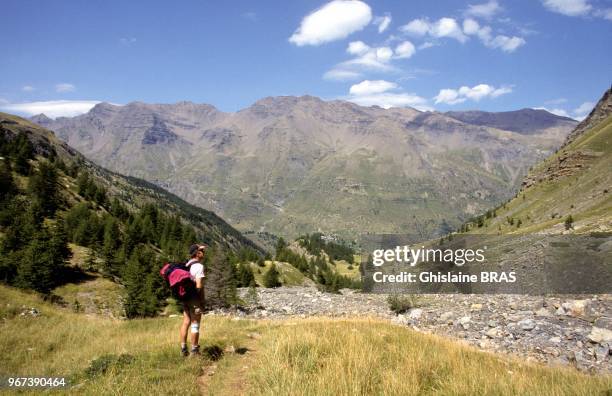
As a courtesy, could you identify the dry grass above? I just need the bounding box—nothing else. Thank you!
[246,319,612,396]
[1,286,610,395]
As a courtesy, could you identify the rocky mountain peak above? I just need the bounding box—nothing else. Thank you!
[445,108,577,135]
[29,113,53,127]
[563,87,612,146]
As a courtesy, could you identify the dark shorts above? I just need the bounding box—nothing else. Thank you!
[183,294,203,318]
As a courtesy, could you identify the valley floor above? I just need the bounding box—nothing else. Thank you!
[1,286,611,395]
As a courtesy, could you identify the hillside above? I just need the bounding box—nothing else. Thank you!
[31,97,577,239]
[1,285,610,395]
[1,111,262,252]
[461,88,611,235]
[0,111,263,316]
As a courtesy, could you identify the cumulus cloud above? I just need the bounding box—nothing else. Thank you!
[400,17,467,42]
[401,15,525,52]
[346,79,430,110]
[395,41,416,59]
[55,83,76,93]
[338,41,399,72]
[22,85,35,92]
[347,40,370,56]
[542,0,592,16]
[327,38,417,79]
[401,18,431,36]
[0,100,101,118]
[465,0,502,19]
[434,84,512,105]
[323,68,362,81]
[374,14,392,33]
[289,0,372,46]
[573,101,595,119]
[349,80,398,95]
[462,18,525,52]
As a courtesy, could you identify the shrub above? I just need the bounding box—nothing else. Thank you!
[387,294,419,314]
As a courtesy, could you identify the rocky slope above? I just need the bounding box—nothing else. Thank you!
[229,286,611,374]
[465,87,611,235]
[32,97,577,239]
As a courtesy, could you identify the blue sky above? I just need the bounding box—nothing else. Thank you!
[0,0,610,119]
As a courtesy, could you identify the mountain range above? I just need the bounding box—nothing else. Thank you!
[31,96,578,239]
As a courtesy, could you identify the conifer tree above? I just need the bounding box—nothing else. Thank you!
[28,160,60,216]
[203,247,238,308]
[263,263,281,288]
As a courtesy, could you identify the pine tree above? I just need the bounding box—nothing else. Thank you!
[263,263,281,288]
[28,160,60,216]
[236,262,255,287]
[0,158,16,203]
[203,247,238,308]
[15,226,70,294]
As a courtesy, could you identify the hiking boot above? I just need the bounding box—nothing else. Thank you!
[181,345,189,357]
[190,345,201,357]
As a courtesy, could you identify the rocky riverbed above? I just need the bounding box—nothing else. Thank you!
[223,287,612,374]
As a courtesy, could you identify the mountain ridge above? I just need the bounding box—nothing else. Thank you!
[29,95,579,239]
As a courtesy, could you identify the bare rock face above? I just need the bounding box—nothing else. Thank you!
[31,96,577,238]
[142,116,178,145]
[564,87,612,146]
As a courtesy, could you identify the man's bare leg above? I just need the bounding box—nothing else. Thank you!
[180,310,190,344]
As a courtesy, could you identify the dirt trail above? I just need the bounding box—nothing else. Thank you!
[197,332,262,395]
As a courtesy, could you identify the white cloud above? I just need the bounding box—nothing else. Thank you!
[345,80,433,111]
[434,84,512,105]
[349,80,398,95]
[400,18,431,35]
[593,8,612,20]
[418,42,436,50]
[22,85,35,92]
[339,43,399,72]
[395,41,416,59]
[432,18,468,42]
[465,1,502,19]
[573,101,595,116]
[463,19,525,52]
[542,0,592,16]
[346,80,430,110]
[400,17,467,43]
[375,47,393,61]
[462,18,480,35]
[374,15,392,33]
[534,107,571,117]
[289,0,372,46]
[348,92,431,110]
[55,83,75,93]
[489,35,526,52]
[0,100,101,118]
[323,69,362,81]
[347,41,370,56]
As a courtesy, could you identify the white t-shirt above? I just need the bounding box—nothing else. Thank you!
[186,258,205,282]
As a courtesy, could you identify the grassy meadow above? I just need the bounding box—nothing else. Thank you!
[1,285,611,395]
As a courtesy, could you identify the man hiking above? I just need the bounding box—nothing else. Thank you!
[180,243,207,356]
